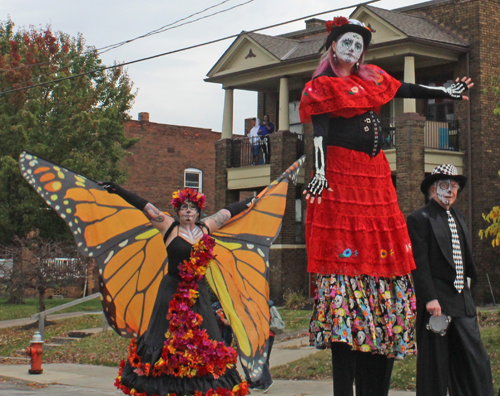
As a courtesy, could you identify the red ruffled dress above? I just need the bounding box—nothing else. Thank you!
[300,65,417,359]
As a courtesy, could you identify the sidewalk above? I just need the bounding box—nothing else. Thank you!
[0,334,416,395]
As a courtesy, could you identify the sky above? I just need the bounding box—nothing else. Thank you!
[3,0,426,135]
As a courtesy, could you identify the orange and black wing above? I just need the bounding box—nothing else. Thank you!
[19,151,170,338]
[206,156,305,381]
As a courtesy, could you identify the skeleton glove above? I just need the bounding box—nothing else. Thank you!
[446,80,468,98]
[306,136,330,199]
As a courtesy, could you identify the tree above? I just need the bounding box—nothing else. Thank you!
[479,77,500,247]
[0,232,86,311]
[0,19,137,244]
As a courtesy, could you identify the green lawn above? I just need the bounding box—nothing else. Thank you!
[279,309,311,333]
[0,314,103,357]
[0,297,102,321]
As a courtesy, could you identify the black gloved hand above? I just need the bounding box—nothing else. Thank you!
[98,181,148,211]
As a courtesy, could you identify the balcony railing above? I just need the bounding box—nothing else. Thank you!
[424,120,459,151]
[380,118,459,151]
[231,134,304,168]
[229,118,459,168]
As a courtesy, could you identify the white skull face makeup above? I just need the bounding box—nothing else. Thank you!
[434,179,459,206]
[335,32,364,64]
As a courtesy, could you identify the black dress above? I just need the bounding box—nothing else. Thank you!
[117,222,244,396]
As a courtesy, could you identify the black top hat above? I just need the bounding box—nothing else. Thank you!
[324,17,372,51]
[420,164,467,195]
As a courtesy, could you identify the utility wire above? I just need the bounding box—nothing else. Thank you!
[98,0,248,54]
[0,0,379,96]
[1,0,254,72]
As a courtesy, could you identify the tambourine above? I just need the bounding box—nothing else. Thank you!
[426,313,452,336]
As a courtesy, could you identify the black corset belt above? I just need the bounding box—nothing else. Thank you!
[326,111,383,157]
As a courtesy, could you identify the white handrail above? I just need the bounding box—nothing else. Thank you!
[30,292,101,320]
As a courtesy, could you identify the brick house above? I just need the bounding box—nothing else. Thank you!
[36,113,221,299]
[206,0,500,304]
[122,112,221,216]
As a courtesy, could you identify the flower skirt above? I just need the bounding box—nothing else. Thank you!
[306,146,415,277]
[309,273,417,359]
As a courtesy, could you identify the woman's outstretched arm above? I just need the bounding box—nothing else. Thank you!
[100,182,174,234]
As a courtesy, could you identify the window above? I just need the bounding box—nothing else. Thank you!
[184,168,203,192]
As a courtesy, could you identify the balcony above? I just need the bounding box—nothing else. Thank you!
[379,118,460,151]
[380,118,464,173]
[230,134,304,168]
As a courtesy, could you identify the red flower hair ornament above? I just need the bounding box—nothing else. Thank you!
[325,16,349,32]
[171,188,206,210]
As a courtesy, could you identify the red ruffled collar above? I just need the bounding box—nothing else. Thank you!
[299,65,401,122]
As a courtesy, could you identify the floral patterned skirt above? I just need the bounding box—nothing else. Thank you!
[309,273,417,359]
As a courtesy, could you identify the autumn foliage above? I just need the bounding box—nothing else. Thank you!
[0,19,137,244]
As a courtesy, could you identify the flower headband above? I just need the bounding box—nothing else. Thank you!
[171,188,206,210]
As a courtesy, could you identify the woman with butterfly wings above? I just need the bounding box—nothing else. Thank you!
[97,183,253,396]
[18,151,305,396]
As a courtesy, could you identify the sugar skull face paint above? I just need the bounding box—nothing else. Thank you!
[434,179,459,206]
[178,201,200,222]
[334,32,364,64]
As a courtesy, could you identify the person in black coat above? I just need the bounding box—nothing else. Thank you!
[407,164,494,396]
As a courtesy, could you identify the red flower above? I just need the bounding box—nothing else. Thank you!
[333,16,349,27]
[326,16,349,32]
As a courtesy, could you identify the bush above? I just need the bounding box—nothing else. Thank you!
[284,289,308,309]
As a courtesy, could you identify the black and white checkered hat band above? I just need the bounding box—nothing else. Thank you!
[431,164,458,176]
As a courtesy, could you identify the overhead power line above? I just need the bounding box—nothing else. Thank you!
[98,0,255,54]
[1,0,256,73]
[0,0,379,97]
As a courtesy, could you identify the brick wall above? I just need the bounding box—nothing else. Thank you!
[123,116,220,216]
[395,113,426,217]
[404,0,500,303]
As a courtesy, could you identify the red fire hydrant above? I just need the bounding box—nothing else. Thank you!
[26,331,44,374]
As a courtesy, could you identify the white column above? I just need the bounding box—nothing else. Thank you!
[404,56,416,113]
[221,88,234,139]
[278,77,289,131]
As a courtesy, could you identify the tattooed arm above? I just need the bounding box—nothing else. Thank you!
[202,197,254,233]
[143,203,174,234]
[100,182,173,234]
[201,209,231,233]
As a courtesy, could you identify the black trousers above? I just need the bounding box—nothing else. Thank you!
[331,342,394,396]
[416,312,494,396]
[259,335,275,387]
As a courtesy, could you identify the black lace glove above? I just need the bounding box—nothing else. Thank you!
[99,181,148,211]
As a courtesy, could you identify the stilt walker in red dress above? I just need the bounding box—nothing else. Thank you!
[300,17,473,396]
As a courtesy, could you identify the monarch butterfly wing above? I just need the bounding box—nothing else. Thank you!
[207,156,305,381]
[18,150,171,338]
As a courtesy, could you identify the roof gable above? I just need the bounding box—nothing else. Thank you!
[352,5,468,47]
[207,33,295,78]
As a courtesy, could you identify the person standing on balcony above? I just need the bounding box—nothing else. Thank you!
[258,115,274,164]
[247,117,261,165]
[299,17,473,396]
